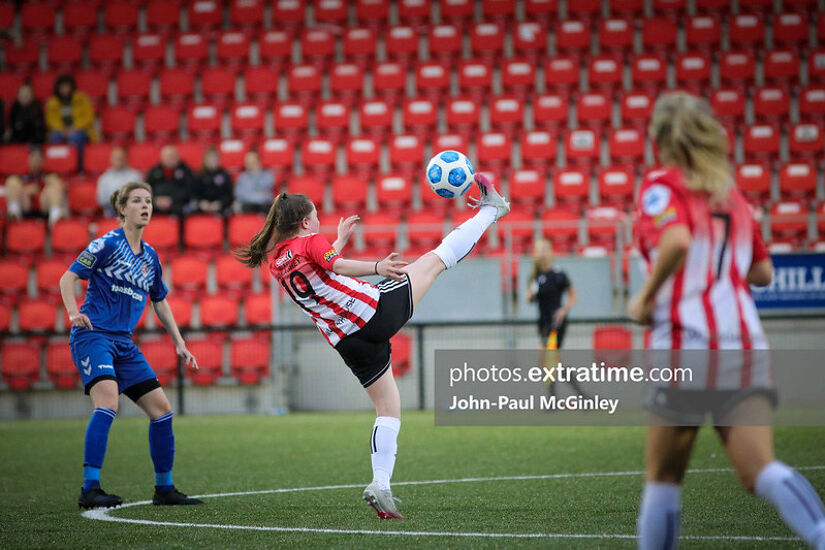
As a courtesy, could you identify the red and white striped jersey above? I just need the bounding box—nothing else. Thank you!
[269,234,380,346]
[635,167,770,352]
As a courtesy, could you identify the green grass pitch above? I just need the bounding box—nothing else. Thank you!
[1,411,822,549]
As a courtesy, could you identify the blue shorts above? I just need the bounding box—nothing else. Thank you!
[70,331,160,400]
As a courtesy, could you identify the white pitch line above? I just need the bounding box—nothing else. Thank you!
[82,465,825,541]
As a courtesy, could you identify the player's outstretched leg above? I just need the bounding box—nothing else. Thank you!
[362,369,403,519]
[78,380,122,509]
[403,173,510,308]
[136,388,203,506]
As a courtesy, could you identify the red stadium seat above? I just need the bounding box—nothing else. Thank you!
[315,101,350,145]
[555,19,591,60]
[0,303,10,332]
[274,102,309,145]
[632,55,667,92]
[497,208,536,252]
[376,174,412,213]
[737,0,774,12]
[553,169,590,210]
[146,2,180,38]
[520,130,558,172]
[133,34,168,75]
[642,17,678,53]
[540,208,580,253]
[217,31,252,71]
[0,73,24,102]
[331,175,368,211]
[301,138,337,181]
[84,144,114,177]
[345,137,380,182]
[104,1,138,35]
[588,55,623,96]
[218,140,249,174]
[329,63,365,106]
[44,145,78,175]
[35,258,66,300]
[88,35,124,77]
[415,61,450,101]
[457,60,493,103]
[361,213,398,254]
[230,0,265,31]
[398,0,431,25]
[187,104,222,143]
[489,96,525,139]
[0,260,29,304]
[544,56,579,99]
[231,103,265,143]
[184,338,223,386]
[710,88,746,126]
[428,24,462,63]
[695,0,731,14]
[300,28,335,69]
[46,37,83,73]
[355,0,389,29]
[609,128,646,169]
[808,52,825,86]
[568,0,600,21]
[343,27,378,68]
[675,53,712,95]
[389,134,424,179]
[142,215,179,257]
[183,214,224,256]
[753,87,790,127]
[763,50,799,92]
[271,0,304,28]
[735,163,772,203]
[770,201,808,246]
[477,132,512,177]
[144,105,181,144]
[440,0,473,27]
[215,252,253,297]
[171,256,208,298]
[258,138,294,180]
[258,29,294,72]
[593,325,633,349]
[6,219,47,259]
[227,213,266,249]
[63,2,97,37]
[159,69,195,109]
[513,22,547,62]
[287,176,325,206]
[244,66,279,109]
[778,163,817,204]
[470,22,505,63]
[586,206,622,248]
[230,337,270,384]
[21,2,55,37]
[165,295,193,329]
[372,62,406,106]
[402,98,438,142]
[798,86,825,123]
[729,14,764,52]
[788,123,825,163]
[532,94,569,133]
[598,18,633,55]
[1,343,41,390]
[564,130,601,171]
[174,33,209,72]
[140,338,178,386]
[115,70,152,113]
[406,212,444,252]
[5,43,39,75]
[501,59,537,100]
[100,107,136,143]
[94,218,122,239]
[287,64,322,107]
[50,219,90,259]
[576,92,612,132]
[773,13,809,51]
[45,342,79,389]
[187,0,222,35]
[525,0,560,21]
[743,125,780,164]
[385,26,418,68]
[509,169,547,213]
[245,292,272,326]
[598,167,636,209]
[201,68,237,110]
[200,295,240,329]
[719,51,756,91]
[314,0,347,25]
[30,71,57,103]
[19,299,58,333]
[445,97,481,140]
[685,16,721,53]
[129,143,162,173]
[0,145,29,176]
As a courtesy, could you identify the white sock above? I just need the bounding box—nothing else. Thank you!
[432,206,497,269]
[755,461,825,549]
[370,416,400,490]
[637,482,681,550]
[7,201,22,218]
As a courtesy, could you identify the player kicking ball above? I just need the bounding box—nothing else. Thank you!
[60,182,202,509]
[236,173,509,518]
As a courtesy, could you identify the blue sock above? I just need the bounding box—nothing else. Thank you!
[149,411,175,493]
[83,408,117,492]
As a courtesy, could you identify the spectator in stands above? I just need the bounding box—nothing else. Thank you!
[234,150,275,213]
[4,146,66,225]
[145,145,194,216]
[7,83,46,145]
[96,146,143,217]
[46,74,97,170]
[192,146,233,215]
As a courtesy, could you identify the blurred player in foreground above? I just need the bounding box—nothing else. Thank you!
[629,92,825,549]
[236,174,510,519]
[60,182,202,509]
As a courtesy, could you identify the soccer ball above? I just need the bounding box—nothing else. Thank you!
[425,150,474,199]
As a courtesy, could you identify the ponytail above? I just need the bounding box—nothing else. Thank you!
[235,192,315,268]
[111,181,152,221]
[650,92,731,202]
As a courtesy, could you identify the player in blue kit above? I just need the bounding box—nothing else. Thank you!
[59,181,202,509]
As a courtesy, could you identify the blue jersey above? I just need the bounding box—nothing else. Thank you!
[69,227,168,341]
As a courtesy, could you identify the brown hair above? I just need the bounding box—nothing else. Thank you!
[110,182,152,221]
[649,92,731,202]
[235,193,315,268]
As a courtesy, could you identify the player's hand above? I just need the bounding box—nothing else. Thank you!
[337,215,360,247]
[627,293,654,325]
[177,345,199,370]
[69,313,93,330]
[377,252,408,282]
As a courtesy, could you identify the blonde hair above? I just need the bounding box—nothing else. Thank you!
[110,182,152,221]
[529,239,552,282]
[234,193,315,268]
[649,92,731,202]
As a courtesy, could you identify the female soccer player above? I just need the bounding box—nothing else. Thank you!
[629,93,825,549]
[60,182,203,509]
[236,174,510,519]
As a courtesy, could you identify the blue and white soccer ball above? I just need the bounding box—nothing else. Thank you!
[425,150,474,199]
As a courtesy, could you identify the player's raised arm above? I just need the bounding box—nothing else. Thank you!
[152,298,198,370]
[332,253,408,281]
[332,214,360,251]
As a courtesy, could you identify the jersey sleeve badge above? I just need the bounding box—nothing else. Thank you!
[642,184,671,217]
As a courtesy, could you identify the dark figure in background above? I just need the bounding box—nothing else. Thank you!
[192,146,233,215]
[145,145,195,216]
[7,83,46,145]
